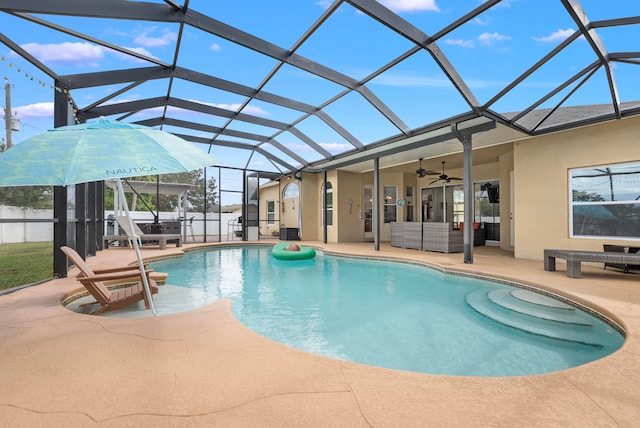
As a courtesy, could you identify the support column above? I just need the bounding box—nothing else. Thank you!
[452,124,474,264]
[373,158,380,251]
[75,183,87,258]
[94,180,104,252]
[52,81,71,277]
[53,186,67,277]
[323,171,328,244]
[203,167,207,242]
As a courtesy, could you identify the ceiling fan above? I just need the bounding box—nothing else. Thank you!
[415,158,438,178]
[429,161,462,184]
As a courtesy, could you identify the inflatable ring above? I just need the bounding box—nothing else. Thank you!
[271,242,316,260]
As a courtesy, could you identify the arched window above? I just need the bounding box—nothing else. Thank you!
[283,183,299,198]
[322,182,333,226]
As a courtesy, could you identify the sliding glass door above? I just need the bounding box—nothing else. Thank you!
[420,184,463,225]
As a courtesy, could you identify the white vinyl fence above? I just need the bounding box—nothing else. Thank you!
[0,206,53,244]
[0,206,242,244]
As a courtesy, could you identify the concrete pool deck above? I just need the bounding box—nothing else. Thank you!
[1,242,639,426]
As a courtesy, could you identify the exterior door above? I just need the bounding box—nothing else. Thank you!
[363,185,373,240]
[421,187,444,222]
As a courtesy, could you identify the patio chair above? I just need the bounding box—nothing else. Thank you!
[60,246,158,315]
[114,215,182,249]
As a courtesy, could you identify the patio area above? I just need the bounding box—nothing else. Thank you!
[1,242,639,427]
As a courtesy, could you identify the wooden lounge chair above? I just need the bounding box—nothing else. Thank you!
[61,246,159,315]
[105,215,182,250]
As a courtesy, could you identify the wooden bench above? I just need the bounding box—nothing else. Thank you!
[544,249,640,278]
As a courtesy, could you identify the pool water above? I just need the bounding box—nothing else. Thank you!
[146,246,624,377]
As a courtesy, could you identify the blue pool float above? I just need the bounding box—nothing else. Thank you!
[271,242,316,260]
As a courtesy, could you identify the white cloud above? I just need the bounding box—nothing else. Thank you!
[198,102,270,117]
[284,141,351,154]
[314,0,333,9]
[532,28,575,43]
[194,102,262,116]
[477,32,511,46]
[473,16,491,26]
[285,142,313,152]
[490,0,514,7]
[123,46,157,58]
[13,102,54,120]
[133,26,177,48]
[241,105,269,116]
[17,41,161,68]
[320,141,353,153]
[378,0,440,12]
[444,38,475,48]
[210,43,221,52]
[18,42,104,67]
[108,46,159,63]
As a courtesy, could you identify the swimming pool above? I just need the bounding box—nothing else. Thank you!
[146,245,624,377]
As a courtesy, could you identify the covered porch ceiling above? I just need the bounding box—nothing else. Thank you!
[1,1,639,177]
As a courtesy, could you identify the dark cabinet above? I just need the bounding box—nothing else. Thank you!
[279,227,299,240]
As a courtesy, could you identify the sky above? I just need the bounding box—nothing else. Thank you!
[1,0,639,202]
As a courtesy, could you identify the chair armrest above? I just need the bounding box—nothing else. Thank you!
[92,265,151,274]
[77,270,153,284]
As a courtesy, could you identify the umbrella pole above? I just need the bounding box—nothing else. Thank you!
[116,178,157,315]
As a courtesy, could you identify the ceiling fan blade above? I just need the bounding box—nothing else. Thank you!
[417,169,439,177]
[416,157,441,177]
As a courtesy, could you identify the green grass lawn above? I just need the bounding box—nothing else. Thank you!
[0,242,53,291]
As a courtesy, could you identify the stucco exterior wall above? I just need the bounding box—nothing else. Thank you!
[295,171,340,242]
[258,182,281,238]
[299,173,319,241]
[257,174,320,241]
[499,150,515,251]
[336,170,364,242]
[257,115,640,260]
[514,116,640,260]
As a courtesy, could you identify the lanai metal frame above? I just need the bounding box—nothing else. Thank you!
[1,0,639,273]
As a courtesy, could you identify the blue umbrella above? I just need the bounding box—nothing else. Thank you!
[0,118,218,314]
[0,118,217,186]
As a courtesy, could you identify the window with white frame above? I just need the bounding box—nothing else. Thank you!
[383,185,397,223]
[322,182,333,226]
[283,183,299,198]
[267,200,275,224]
[570,161,640,239]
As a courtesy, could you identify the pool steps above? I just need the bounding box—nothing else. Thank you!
[487,289,592,326]
[465,288,604,347]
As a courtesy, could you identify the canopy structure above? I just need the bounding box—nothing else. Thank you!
[105,180,194,237]
[0,1,639,175]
